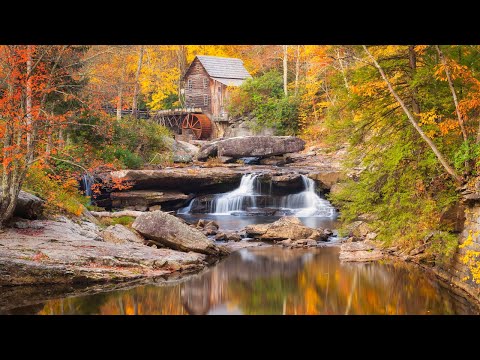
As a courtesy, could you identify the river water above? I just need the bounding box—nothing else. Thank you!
[3,174,479,315]
[15,246,478,315]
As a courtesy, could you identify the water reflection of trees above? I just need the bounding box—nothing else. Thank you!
[37,247,477,315]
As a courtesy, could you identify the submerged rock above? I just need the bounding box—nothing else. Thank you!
[132,211,227,256]
[245,216,330,242]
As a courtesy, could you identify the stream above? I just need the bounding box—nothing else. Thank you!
[13,246,478,315]
[4,173,479,315]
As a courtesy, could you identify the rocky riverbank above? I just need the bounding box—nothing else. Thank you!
[0,216,212,286]
[336,228,480,307]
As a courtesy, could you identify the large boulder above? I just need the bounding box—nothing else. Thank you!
[108,168,242,194]
[132,211,226,256]
[164,138,199,163]
[0,188,45,220]
[110,190,190,210]
[245,216,330,241]
[196,142,219,161]
[102,224,145,245]
[196,136,305,161]
[309,171,345,191]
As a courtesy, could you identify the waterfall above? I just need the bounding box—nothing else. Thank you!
[80,174,95,198]
[213,174,259,214]
[280,175,336,217]
[178,173,336,218]
[177,199,193,214]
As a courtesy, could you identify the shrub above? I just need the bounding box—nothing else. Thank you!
[99,215,135,227]
[68,112,174,170]
[228,70,300,135]
[23,164,89,217]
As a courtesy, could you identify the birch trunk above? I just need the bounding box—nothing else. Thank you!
[131,45,145,118]
[295,45,300,96]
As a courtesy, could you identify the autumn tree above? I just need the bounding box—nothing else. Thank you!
[0,45,87,227]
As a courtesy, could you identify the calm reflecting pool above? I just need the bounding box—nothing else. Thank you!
[8,246,478,315]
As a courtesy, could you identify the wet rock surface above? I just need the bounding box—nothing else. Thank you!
[245,216,331,242]
[108,168,243,194]
[102,224,145,245]
[132,211,227,256]
[197,136,305,161]
[339,241,384,262]
[0,217,207,286]
[110,190,191,210]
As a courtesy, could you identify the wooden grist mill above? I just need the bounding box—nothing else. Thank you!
[181,113,213,140]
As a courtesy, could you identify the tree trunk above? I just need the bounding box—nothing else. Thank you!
[116,62,126,121]
[283,45,288,96]
[58,127,64,150]
[363,45,462,184]
[336,47,350,91]
[131,45,145,118]
[116,87,123,121]
[26,45,33,163]
[408,45,421,115]
[435,45,468,142]
[177,45,187,107]
[477,120,480,144]
[295,45,300,96]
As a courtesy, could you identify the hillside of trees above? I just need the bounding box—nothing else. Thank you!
[2,45,480,281]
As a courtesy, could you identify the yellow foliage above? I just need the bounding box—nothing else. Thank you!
[418,110,438,125]
[459,230,480,284]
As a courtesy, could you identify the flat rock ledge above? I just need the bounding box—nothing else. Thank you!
[339,241,384,262]
[0,218,207,286]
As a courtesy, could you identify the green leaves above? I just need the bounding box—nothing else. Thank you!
[228,70,301,135]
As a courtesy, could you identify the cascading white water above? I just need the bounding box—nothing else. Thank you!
[81,174,95,198]
[282,175,336,217]
[178,173,336,218]
[213,174,259,214]
[177,199,193,214]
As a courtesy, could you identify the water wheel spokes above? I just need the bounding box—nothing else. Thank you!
[181,113,212,140]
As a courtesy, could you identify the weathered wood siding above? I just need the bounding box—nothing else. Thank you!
[211,80,228,120]
[184,59,212,114]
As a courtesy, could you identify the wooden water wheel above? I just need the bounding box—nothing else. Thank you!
[181,113,213,140]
